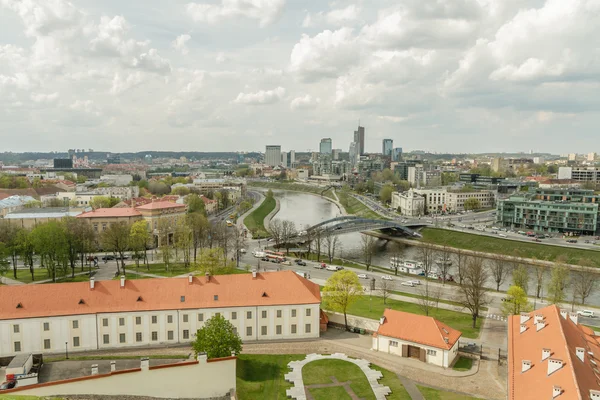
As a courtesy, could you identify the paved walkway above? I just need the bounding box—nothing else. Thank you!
[263,197,280,232]
[0,275,24,285]
[396,374,425,400]
[305,377,361,400]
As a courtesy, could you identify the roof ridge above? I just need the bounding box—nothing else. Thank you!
[554,305,584,399]
[433,317,450,349]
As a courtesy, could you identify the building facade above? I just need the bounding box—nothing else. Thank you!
[265,145,282,167]
[319,138,332,155]
[558,167,600,183]
[391,190,425,216]
[413,188,495,213]
[382,139,393,157]
[392,148,403,162]
[353,125,365,156]
[0,271,321,357]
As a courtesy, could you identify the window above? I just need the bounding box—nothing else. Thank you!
[43,322,50,331]
[198,313,204,322]
[13,325,19,334]
[136,316,142,325]
[44,339,51,349]
[183,330,189,340]
[247,311,252,319]
[14,342,21,352]
[183,314,189,323]
[276,325,282,335]
[119,318,125,326]
[261,326,267,336]
[152,315,158,324]
[151,331,158,341]
[262,310,267,318]
[306,309,312,317]
[389,340,399,347]
[233,327,238,335]
[73,337,80,347]
[305,324,311,333]
[213,295,218,301]
[427,349,437,356]
[167,315,173,324]
[167,331,174,340]
[291,324,297,334]
[136,332,143,342]
[102,318,109,327]
[103,334,110,344]
[119,333,126,343]
[291,309,297,318]
[231,312,237,320]
[276,310,282,318]
[215,312,221,318]
[72,320,79,329]
[246,327,252,336]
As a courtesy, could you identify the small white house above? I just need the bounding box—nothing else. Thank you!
[372,309,462,368]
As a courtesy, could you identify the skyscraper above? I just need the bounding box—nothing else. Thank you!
[332,149,341,160]
[320,138,332,155]
[392,147,403,162]
[265,145,281,167]
[353,125,365,155]
[288,150,296,167]
[382,139,393,157]
[349,142,358,167]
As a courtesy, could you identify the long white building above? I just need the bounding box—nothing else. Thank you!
[0,271,321,357]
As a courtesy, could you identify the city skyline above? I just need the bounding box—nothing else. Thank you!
[1,0,599,154]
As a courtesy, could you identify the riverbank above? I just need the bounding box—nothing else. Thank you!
[243,194,276,239]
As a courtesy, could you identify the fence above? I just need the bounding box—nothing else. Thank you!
[458,341,507,365]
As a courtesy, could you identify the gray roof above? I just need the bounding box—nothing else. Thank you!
[0,195,36,209]
[4,207,81,219]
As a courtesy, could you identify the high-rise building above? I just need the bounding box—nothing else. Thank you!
[392,147,403,162]
[353,125,365,155]
[568,153,577,161]
[382,139,393,157]
[280,151,287,167]
[287,150,296,168]
[265,145,281,167]
[588,152,597,162]
[320,138,332,155]
[332,149,341,160]
[349,142,359,167]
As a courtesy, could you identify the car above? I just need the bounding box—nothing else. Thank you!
[314,263,325,269]
[239,249,247,254]
[381,275,393,281]
[408,280,421,285]
[101,255,115,261]
[295,260,307,266]
[261,257,269,262]
[294,259,303,263]
[0,380,16,390]
[357,273,368,279]
[400,281,415,287]
[577,310,595,318]
[270,259,280,263]
[585,240,590,244]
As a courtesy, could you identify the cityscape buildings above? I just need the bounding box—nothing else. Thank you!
[353,125,365,156]
[382,139,393,157]
[319,138,332,155]
[264,145,281,167]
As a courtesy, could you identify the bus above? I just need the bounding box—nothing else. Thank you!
[229,213,236,220]
[264,250,286,261]
[265,254,286,263]
[226,220,233,227]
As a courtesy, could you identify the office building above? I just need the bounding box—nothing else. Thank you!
[349,142,359,167]
[353,125,365,155]
[382,139,393,157]
[558,167,600,183]
[332,149,341,160]
[286,150,296,168]
[459,174,506,186]
[391,190,425,216]
[568,153,577,161]
[319,138,332,155]
[53,158,73,169]
[588,152,597,162]
[281,151,287,167]
[413,188,495,214]
[392,148,403,162]
[265,145,281,167]
[0,271,321,357]
[393,160,420,181]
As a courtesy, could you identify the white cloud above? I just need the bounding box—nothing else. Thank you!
[31,92,59,103]
[216,52,227,63]
[1,0,83,38]
[131,49,171,74]
[234,86,285,105]
[290,94,320,110]
[186,0,285,27]
[326,5,360,26]
[110,71,144,95]
[172,34,191,55]
[89,16,146,57]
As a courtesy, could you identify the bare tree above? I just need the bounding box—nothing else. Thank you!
[269,219,283,249]
[457,256,490,328]
[390,241,404,276]
[417,280,436,316]
[314,229,323,262]
[280,220,297,255]
[454,249,466,285]
[533,262,546,299]
[360,234,377,271]
[303,224,315,259]
[572,261,597,306]
[378,278,393,305]
[490,255,510,291]
[231,226,247,268]
[437,246,453,285]
[324,234,340,263]
[417,245,436,316]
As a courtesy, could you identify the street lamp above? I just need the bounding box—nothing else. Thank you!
[65,341,69,360]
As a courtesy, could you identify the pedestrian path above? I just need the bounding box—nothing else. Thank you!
[0,275,24,285]
[396,374,425,400]
[485,312,507,322]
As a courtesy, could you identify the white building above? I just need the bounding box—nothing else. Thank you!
[558,166,600,183]
[99,174,134,186]
[265,145,282,167]
[391,190,425,216]
[0,271,321,357]
[41,187,140,207]
[588,152,597,162]
[412,188,447,213]
[372,309,461,368]
[413,188,495,213]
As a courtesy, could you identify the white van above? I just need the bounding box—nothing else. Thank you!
[253,251,265,258]
[499,234,507,238]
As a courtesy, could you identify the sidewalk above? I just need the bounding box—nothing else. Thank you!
[0,275,24,285]
[237,190,264,239]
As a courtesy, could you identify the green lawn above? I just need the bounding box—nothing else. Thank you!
[416,385,482,400]
[337,192,383,219]
[390,290,488,312]
[7,267,95,284]
[244,195,276,238]
[249,181,336,200]
[371,365,412,400]
[117,263,250,280]
[310,386,350,400]
[421,228,600,267]
[344,296,482,339]
[303,359,376,399]
[0,396,64,400]
[452,357,473,371]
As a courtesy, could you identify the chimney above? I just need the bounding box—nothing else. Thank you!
[188,274,193,284]
[560,310,567,319]
[542,348,551,361]
[120,276,125,288]
[520,314,531,324]
[576,347,585,362]
[379,316,386,325]
[252,269,257,279]
[90,277,95,290]
[534,314,544,324]
[521,360,532,373]
[591,390,600,400]
[520,324,527,334]
[140,357,150,371]
[536,321,546,331]
[110,361,116,372]
[553,386,562,399]
[568,312,579,325]
[444,337,449,344]
[547,359,563,376]
[205,272,210,283]
[91,364,99,375]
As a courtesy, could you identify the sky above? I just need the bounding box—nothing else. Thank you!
[1,0,599,155]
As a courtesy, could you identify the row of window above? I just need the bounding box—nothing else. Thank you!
[388,340,437,356]
[14,336,82,352]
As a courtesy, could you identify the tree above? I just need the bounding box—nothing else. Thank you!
[379,184,394,204]
[512,265,529,294]
[324,234,340,263]
[15,228,35,281]
[360,235,377,271]
[322,270,364,331]
[130,220,150,269]
[185,194,207,216]
[192,314,242,359]
[463,198,481,211]
[89,196,115,210]
[148,181,171,195]
[417,245,436,314]
[547,262,570,305]
[31,221,68,282]
[0,242,11,276]
[174,217,193,268]
[437,246,452,285]
[231,225,246,268]
[0,221,21,279]
[501,285,532,316]
[100,222,131,274]
[454,249,467,285]
[172,186,191,196]
[572,261,597,306]
[379,277,393,304]
[62,217,90,278]
[280,220,297,255]
[187,212,210,262]
[457,256,490,328]
[532,262,546,299]
[490,256,510,291]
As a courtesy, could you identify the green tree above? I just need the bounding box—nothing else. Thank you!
[31,221,68,282]
[512,265,530,294]
[187,212,210,263]
[266,189,274,199]
[89,196,113,210]
[62,217,91,278]
[23,200,42,209]
[501,285,532,316]
[379,184,394,204]
[322,270,364,331]
[441,172,459,186]
[129,220,150,269]
[172,186,191,196]
[192,314,242,359]
[100,222,131,274]
[0,242,10,276]
[0,221,22,279]
[185,194,207,216]
[547,263,570,305]
[463,197,481,211]
[16,228,35,281]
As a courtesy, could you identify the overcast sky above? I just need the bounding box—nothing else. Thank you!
[1,0,599,154]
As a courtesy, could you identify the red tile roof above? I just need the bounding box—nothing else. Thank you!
[0,271,321,320]
[77,208,142,218]
[135,201,186,210]
[375,309,462,350]
[508,305,600,400]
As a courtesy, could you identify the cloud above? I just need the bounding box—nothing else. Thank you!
[131,49,171,74]
[234,86,285,105]
[89,15,147,57]
[186,0,285,27]
[215,52,227,63]
[326,5,360,26]
[110,71,144,95]
[290,94,320,110]
[31,92,59,103]
[172,34,191,55]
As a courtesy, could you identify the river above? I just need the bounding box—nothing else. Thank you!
[269,189,600,307]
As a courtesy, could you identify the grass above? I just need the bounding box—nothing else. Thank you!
[237,354,304,400]
[421,228,600,267]
[390,290,488,312]
[310,386,351,399]
[371,365,412,400]
[303,359,376,399]
[452,357,473,371]
[116,264,250,280]
[337,191,384,219]
[244,195,276,238]
[249,181,336,201]
[0,397,65,400]
[44,354,189,362]
[344,296,482,339]
[6,267,97,284]
[416,385,482,400]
